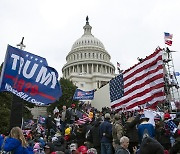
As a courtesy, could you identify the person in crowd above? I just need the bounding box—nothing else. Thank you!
[0,127,33,154]
[77,145,88,154]
[54,112,61,131]
[61,105,67,135]
[138,136,164,154]
[64,127,71,143]
[169,113,180,154]
[88,109,94,120]
[33,142,44,153]
[154,114,164,142]
[69,143,78,153]
[46,114,56,141]
[52,135,66,153]
[74,124,86,147]
[53,107,60,115]
[154,114,171,154]
[99,113,113,154]
[163,113,177,147]
[44,142,55,154]
[70,104,78,124]
[88,117,102,154]
[173,112,180,128]
[170,136,180,154]
[115,136,131,154]
[87,148,98,154]
[138,114,155,143]
[112,113,123,150]
[124,112,141,154]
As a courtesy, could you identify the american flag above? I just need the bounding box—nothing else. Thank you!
[164,32,173,40]
[164,32,173,46]
[165,40,172,46]
[75,114,91,125]
[110,47,165,111]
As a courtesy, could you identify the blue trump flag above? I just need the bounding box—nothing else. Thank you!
[175,72,180,76]
[0,45,62,105]
[73,89,94,100]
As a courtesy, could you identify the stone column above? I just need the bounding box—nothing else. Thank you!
[87,64,89,74]
[73,66,74,72]
[77,65,80,73]
[96,64,98,72]
[82,64,84,73]
[92,64,93,73]
[105,66,107,73]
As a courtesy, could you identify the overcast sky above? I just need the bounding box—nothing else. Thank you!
[0,0,180,81]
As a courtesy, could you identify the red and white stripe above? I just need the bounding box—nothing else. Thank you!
[111,47,165,111]
[75,115,91,125]
[165,40,172,46]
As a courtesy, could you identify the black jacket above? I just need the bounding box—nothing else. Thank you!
[89,120,101,147]
[124,114,140,143]
[139,137,164,154]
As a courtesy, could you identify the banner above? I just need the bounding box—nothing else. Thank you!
[0,45,62,105]
[73,89,94,100]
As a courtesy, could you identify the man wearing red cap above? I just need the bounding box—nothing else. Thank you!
[154,114,170,151]
[163,112,178,149]
[69,103,77,124]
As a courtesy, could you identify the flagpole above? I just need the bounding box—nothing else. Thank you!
[9,37,25,130]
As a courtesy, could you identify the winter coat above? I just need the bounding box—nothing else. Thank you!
[46,116,55,129]
[89,120,101,147]
[0,136,33,154]
[155,122,171,145]
[124,114,140,143]
[139,137,164,154]
[112,120,123,143]
[99,119,112,143]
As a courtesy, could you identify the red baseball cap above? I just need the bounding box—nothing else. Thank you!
[71,104,76,107]
[164,113,171,119]
[78,145,88,154]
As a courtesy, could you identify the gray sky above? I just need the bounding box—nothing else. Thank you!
[0,0,180,81]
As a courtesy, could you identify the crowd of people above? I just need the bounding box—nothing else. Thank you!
[0,102,180,154]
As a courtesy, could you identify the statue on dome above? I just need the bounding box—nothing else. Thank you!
[86,16,89,23]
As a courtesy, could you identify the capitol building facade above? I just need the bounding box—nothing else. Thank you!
[62,17,115,91]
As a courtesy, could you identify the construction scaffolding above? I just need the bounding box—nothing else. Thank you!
[163,47,180,111]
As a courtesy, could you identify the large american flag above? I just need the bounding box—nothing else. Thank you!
[110,47,165,111]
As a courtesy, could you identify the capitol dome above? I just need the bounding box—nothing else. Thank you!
[62,17,115,91]
[71,35,105,50]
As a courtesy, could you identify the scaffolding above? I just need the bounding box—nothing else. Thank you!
[163,47,180,111]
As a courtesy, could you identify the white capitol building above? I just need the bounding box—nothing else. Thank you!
[62,17,115,91]
[32,17,115,117]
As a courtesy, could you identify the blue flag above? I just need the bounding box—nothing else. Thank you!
[175,72,180,76]
[73,89,94,100]
[0,45,62,105]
